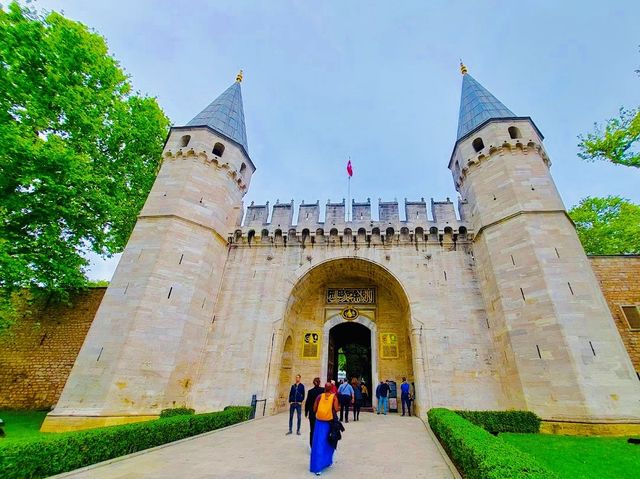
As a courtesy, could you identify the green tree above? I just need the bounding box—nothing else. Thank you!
[578,57,639,168]
[0,3,170,329]
[568,196,640,255]
[578,108,640,168]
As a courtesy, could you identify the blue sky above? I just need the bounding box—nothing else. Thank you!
[30,0,640,280]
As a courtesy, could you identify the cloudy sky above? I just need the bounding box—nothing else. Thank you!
[26,0,640,280]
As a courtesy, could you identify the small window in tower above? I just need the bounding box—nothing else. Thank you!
[180,135,191,147]
[212,142,225,157]
[621,305,640,330]
[508,126,522,139]
[472,137,484,152]
[240,162,247,175]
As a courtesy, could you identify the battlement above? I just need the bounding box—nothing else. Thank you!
[232,198,471,245]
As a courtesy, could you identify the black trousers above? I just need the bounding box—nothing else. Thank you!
[339,394,351,422]
[352,399,362,420]
[308,413,316,446]
[401,393,412,416]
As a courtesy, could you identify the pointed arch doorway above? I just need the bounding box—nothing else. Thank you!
[324,317,377,406]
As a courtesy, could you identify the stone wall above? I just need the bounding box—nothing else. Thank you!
[2,256,639,413]
[0,288,105,410]
[590,256,640,374]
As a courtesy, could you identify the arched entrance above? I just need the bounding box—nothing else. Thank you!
[272,257,416,414]
[328,322,371,387]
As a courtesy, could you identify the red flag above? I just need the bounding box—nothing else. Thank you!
[347,160,353,177]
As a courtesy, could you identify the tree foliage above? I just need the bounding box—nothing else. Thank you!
[0,2,169,322]
[578,107,640,168]
[578,55,640,168]
[568,196,640,255]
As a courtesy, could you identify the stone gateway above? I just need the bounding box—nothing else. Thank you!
[41,66,640,433]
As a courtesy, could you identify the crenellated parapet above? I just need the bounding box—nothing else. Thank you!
[161,147,250,193]
[231,197,472,245]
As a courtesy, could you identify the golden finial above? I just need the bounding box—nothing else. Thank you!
[236,70,243,83]
[459,60,468,75]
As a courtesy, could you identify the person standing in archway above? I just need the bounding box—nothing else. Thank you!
[305,377,324,447]
[400,377,412,416]
[351,378,363,421]
[337,379,354,423]
[287,374,305,435]
[361,381,369,407]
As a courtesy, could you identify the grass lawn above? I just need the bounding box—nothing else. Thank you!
[501,432,640,479]
[0,410,50,446]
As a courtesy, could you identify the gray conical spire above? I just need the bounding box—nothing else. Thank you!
[457,69,515,140]
[187,72,248,153]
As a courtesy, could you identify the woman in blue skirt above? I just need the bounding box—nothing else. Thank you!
[310,382,340,475]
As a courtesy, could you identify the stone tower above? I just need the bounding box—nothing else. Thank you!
[450,63,640,423]
[42,72,255,431]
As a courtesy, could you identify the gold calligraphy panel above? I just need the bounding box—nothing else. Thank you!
[326,288,376,304]
[380,332,399,359]
[301,331,320,358]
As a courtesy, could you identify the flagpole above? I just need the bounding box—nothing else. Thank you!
[347,156,351,222]
[348,175,351,222]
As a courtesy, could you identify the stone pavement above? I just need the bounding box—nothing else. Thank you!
[56,412,459,478]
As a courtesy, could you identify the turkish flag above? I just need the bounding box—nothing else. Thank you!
[347,160,353,177]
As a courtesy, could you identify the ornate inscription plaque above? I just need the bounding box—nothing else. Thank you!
[327,288,376,305]
[301,331,320,358]
[380,333,399,359]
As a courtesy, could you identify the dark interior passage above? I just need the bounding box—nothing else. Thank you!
[328,322,372,404]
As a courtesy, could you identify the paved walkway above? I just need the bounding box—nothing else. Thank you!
[56,412,458,478]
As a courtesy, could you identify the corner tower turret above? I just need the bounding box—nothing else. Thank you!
[42,73,256,432]
[451,64,640,424]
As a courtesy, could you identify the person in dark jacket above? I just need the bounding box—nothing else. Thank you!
[305,377,324,446]
[351,379,363,421]
[287,374,305,435]
[375,380,390,415]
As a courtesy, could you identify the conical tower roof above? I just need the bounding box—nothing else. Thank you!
[187,74,249,154]
[456,71,516,140]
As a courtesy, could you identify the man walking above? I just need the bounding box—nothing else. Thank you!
[375,380,390,415]
[400,377,412,416]
[337,379,354,423]
[305,377,324,447]
[287,374,305,435]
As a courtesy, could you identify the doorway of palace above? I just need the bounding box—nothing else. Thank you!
[328,322,372,405]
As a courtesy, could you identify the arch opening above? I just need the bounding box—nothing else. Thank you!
[273,257,415,415]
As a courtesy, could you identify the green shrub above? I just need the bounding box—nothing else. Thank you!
[428,408,558,479]
[0,406,251,479]
[159,407,195,418]
[455,409,541,434]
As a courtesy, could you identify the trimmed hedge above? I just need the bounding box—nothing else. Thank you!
[159,407,195,418]
[455,410,541,435]
[0,406,251,479]
[428,408,558,479]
